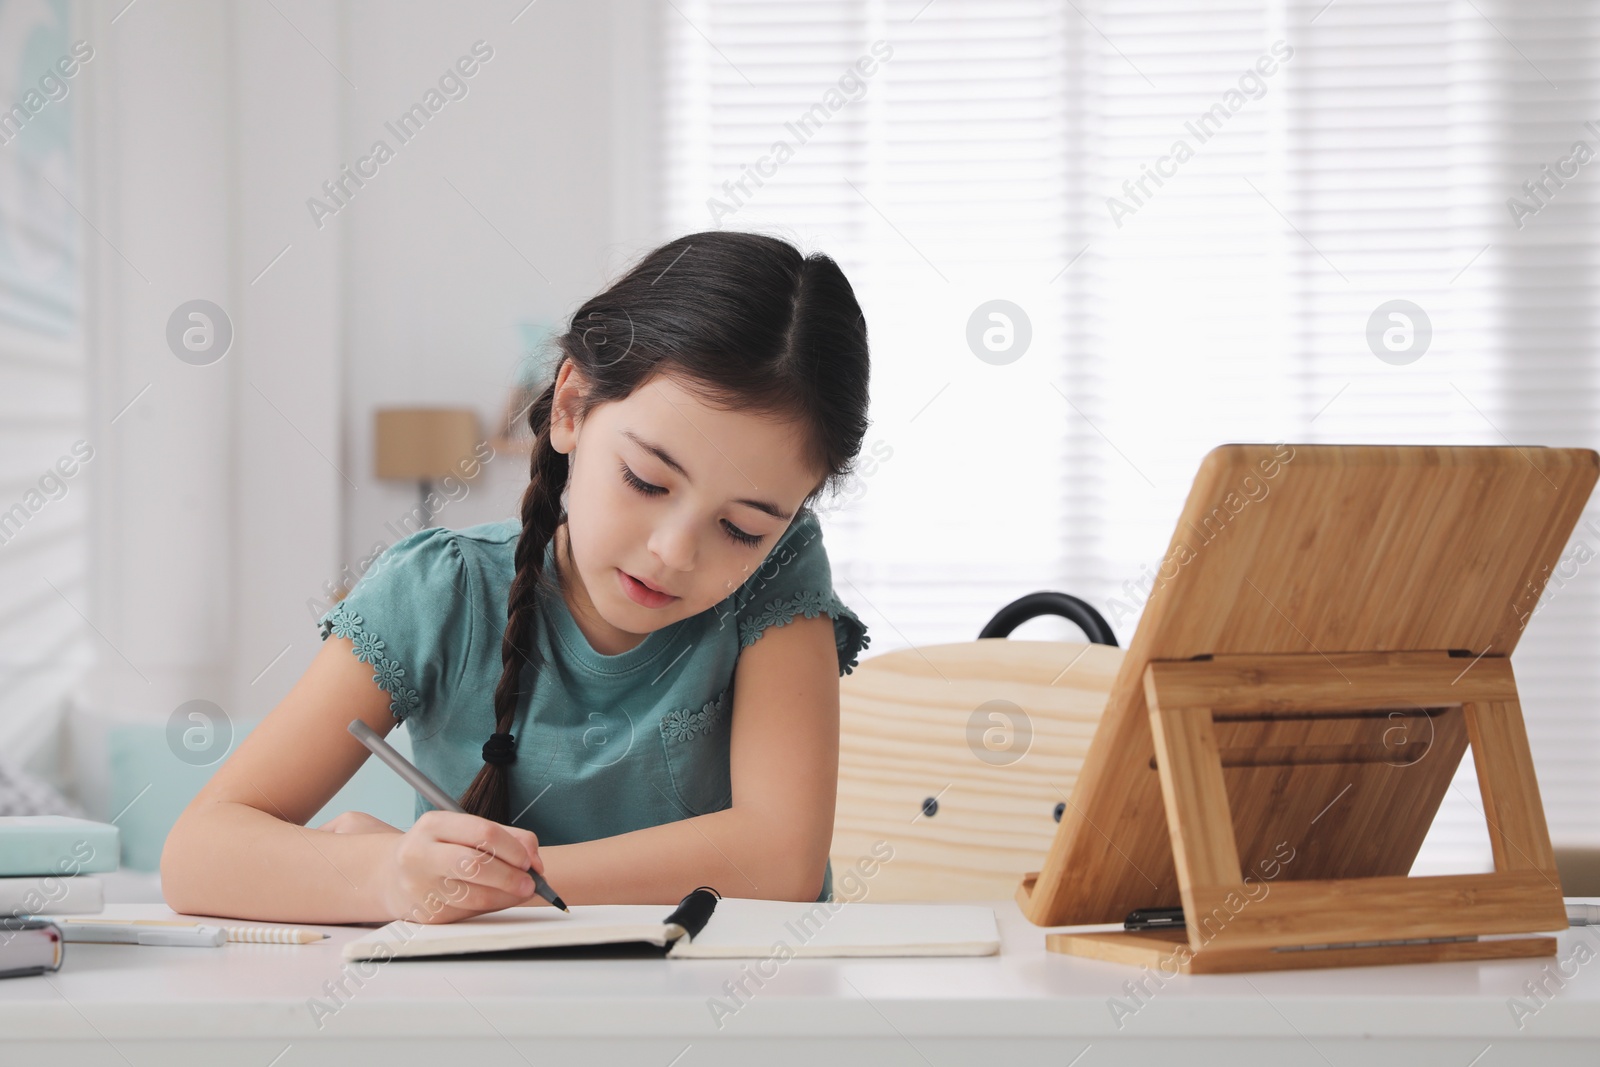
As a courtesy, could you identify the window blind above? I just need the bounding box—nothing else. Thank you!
[663,0,1081,646]
[0,0,91,761]
[661,0,1600,873]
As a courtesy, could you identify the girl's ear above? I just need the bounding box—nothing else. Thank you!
[548,360,586,454]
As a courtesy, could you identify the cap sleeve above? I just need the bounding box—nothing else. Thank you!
[316,527,475,730]
[733,509,871,676]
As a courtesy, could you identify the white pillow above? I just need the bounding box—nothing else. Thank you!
[0,756,82,818]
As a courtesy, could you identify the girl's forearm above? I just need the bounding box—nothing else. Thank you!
[161,800,396,924]
[534,807,826,906]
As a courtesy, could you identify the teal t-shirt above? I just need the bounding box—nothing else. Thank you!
[316,506,870,904]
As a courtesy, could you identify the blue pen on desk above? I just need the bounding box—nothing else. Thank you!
[347,720,570,912]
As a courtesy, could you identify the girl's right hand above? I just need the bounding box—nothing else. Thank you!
[375,810,546,924]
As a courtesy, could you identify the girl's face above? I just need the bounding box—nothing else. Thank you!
[548,361,824,655]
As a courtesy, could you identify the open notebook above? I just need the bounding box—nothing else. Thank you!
[343,888,1000,961]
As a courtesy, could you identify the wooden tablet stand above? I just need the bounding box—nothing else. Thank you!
[1017,445,1597,974]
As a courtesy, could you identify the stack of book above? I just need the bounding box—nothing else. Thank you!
[1,815,120,979]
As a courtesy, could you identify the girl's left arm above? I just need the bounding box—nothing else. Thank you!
[533,613,840,904]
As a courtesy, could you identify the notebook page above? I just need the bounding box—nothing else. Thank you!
[668,900,1000,958]
[342,904,680,961]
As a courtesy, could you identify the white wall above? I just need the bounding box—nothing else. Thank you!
[338,0,662,571]
[74,0,343,815]
[72,0,660,817]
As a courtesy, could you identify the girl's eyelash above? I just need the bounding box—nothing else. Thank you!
[619,461,665,496]
[722,523,763,548]
[618,461,765,548]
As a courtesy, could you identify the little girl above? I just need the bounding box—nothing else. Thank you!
[160,231,873,924]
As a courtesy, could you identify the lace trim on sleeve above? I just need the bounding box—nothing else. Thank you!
[661,687,731,743]
[737,590,873,675]
[318,600,423,721]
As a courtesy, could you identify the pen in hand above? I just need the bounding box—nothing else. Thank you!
[347,719,569,912]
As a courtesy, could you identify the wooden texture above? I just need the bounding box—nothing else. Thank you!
[1085,652,1566,967]
[831,639,1124,901]
[1019,444,1597,929]
[1133,651,1568,960]
[1464,699,1560,875]
[1144,652,1521,712]
[1177,870,1568,947]
[1146,652,1486,887]
[1048,927,1556,974]
[1147,695,1242,901]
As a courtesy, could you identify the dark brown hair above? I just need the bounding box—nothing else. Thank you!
[457,230,872,821]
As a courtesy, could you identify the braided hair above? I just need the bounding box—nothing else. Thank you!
[456,230,872,822]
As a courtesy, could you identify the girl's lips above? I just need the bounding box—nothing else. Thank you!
[618,569,678,608]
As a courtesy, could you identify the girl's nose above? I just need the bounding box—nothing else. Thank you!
[647,517,698,573]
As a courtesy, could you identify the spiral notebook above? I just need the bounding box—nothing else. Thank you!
[342,888,1000,961]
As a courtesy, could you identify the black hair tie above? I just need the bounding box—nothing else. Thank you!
[482,732,518,766]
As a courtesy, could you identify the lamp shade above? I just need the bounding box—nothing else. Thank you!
[373,408,481,481]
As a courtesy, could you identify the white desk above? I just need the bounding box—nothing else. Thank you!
[4,898,1599,1066]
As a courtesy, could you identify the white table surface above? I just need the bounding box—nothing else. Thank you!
[4,896,1599,1066]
